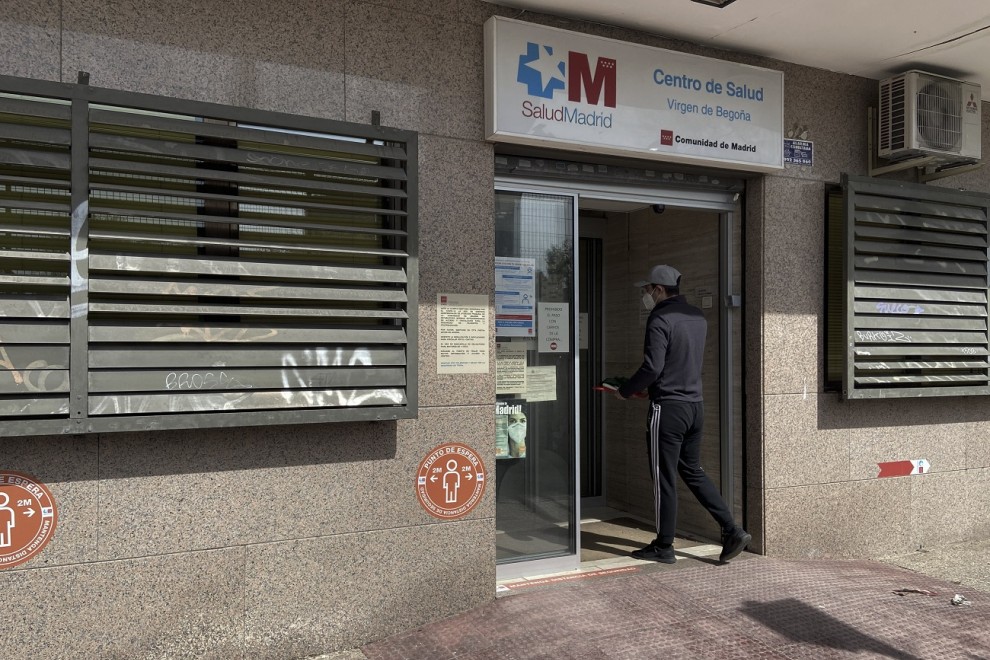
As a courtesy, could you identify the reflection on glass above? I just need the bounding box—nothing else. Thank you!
[494,191,576,563]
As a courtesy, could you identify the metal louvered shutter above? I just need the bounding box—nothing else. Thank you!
[842,174,990,399]
[0,75,417,436]
[0,94,72,420]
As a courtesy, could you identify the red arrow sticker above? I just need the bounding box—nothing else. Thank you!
[877,459,930,478]
[877,461,914,478]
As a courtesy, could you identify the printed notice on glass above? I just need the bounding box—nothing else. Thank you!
[538,302,569,353]
[524,365,557,402]
[495,257,536,337]
[437,293,489,374]
[496,341,528,394]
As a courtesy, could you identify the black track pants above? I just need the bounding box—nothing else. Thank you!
[646,400,734,545]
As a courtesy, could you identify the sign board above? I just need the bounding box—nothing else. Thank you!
[416,443,487,519]
[437,293,489,374]
[538,302,569,353]
[877,459,930,478]
[784,138,813,166]
[495,341,527,394]
[523,365,557,402]
[485,16,784,172]
[495,257,536,337]
[0,471,58,569]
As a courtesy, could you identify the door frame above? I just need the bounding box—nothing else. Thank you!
[495,176,741,581]
[494,183,581,582]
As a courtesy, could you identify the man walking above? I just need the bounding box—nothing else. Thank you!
[615,265,750,564]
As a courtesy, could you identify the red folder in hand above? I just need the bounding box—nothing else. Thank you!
[594,378,647,398]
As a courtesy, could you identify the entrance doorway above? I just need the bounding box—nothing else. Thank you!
[577,200,735,563]
[494,177,743,580]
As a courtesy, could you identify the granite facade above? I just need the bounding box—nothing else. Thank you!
[754,68,990,558]
[1,1,499,656]
[1,1,989,656]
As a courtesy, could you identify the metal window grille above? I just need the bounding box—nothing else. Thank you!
[836,175,990,399]
[0,75,418,436]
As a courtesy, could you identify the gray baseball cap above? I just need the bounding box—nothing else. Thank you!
[634,264,681,288]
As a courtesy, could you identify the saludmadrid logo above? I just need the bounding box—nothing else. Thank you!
[516,42,616,128]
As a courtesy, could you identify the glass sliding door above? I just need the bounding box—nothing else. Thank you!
[494,189,577,565]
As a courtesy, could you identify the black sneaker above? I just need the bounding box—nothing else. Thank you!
[631,543,676,564]
[719,528,752,563]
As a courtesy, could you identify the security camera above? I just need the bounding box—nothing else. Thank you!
[652,204,666,214]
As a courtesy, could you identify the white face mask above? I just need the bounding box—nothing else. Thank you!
[642,291,656,310]
[507,423,527,443]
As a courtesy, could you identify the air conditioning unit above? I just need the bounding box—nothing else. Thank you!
[878,70,981,164]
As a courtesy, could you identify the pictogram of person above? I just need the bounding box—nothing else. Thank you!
[0,492,15,548]
[442,459,461,504]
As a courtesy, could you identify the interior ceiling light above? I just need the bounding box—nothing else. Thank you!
[691,0,739,7]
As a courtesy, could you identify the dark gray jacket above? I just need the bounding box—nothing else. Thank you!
[618,295,707,402]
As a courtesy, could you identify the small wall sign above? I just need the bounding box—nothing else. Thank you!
[416,443,487,519]
[784,138,813,166]
[0,471,58,569]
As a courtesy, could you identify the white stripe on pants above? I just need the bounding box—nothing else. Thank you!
[648,401,663,538]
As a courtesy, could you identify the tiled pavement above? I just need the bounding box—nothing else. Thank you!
[357,554,989,659]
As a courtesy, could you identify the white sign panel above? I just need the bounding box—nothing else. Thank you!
[485,17,784,172]
[524,365,557,402]
[495,341,528,394]
[437,293,489,374]
[538,302,569,353]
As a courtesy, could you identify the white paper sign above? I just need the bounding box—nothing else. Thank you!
[495,341,528,394]
[538,302,569,353]
[524,365,557,402]
[437,293,489,374]
[485,17,784,172]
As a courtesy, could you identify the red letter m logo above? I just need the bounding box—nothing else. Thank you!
[567,52,617,108]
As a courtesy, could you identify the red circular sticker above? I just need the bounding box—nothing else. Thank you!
[0,471,58,569]
[416,443,487,519]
